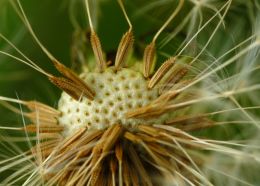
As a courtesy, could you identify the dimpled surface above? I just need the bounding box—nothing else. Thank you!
[58,67,168,135]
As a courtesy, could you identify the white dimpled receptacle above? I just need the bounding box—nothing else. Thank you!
[58,67,168,135]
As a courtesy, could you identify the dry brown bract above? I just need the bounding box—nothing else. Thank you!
[22,102,213,185]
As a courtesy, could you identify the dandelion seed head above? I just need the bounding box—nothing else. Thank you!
[58,67,169,135]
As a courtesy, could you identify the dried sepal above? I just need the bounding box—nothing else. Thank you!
[90,31,107,72]
[88,125,123,186]
[115,28,134,70]
[143,41,156,78]
[146,143,170,157]
[39,133,62,140]
[109,157,117,186]
[179,120,215,131]
[30,140,60,156]
[154,90,179,105]
[122,156,131,186]
[166,114,207,125]
[52,59,95,98]
[26,101,60,116]
[136,133,157,143]
[148,57,176,89]
[90,125,115,169]
[125,103,167,119]
[90,165,102,186]
[140,142,171,173]
[24,123,64,133]
[166,115,215,131]
[126,86,187,119]
[124,131,142,143]
[115,141,123,163]
[115,142,123,186]
[49,76,94,100]
[126,92,193,119]
[25,112,58,125]
[128,144,153,186]
[160,67,188,93]
[102,124,123,153]
[59,128,87,152]
[129,163,139,186]
[137,125,160,137]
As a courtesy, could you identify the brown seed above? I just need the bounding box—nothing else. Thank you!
[143,41,156,78]
[49,76,94,100]
[90,31,106,72]
[160,67,188,93]
[148,57,176,89]
[51,60,95,99]
[115,29,134,70]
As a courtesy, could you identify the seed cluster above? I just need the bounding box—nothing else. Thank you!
[58,67,168,135]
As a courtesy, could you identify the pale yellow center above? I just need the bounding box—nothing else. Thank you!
[58,67,168,135]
